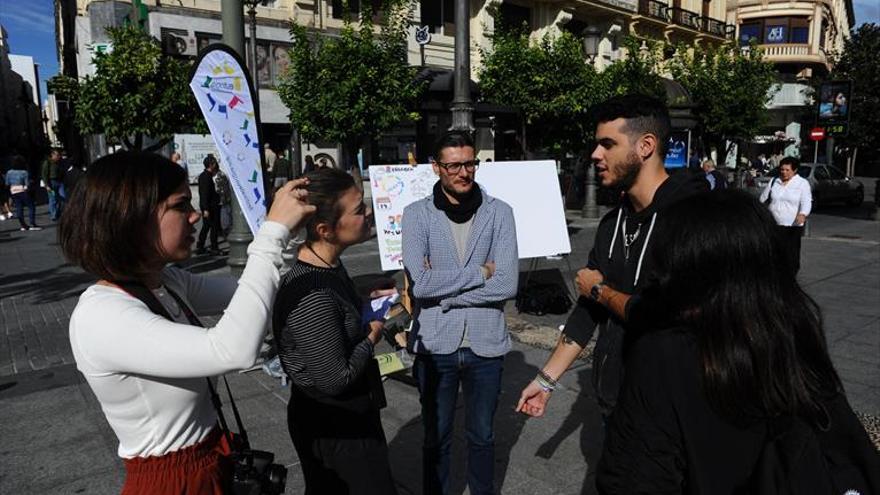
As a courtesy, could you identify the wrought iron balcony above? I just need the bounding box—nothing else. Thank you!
[639,0,668,21]
[667,6,702,31]
[702,17,728,37]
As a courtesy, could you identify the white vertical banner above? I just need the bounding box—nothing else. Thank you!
[189,45,266,235]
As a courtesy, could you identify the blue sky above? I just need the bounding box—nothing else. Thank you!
[1,0,878,104]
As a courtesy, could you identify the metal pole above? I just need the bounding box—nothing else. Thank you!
[248,5,259,109]
[450,0,473,132]
[825,136,834,167]
[582,161,599,218]
[221,0,250,275]
[813,140,819,163]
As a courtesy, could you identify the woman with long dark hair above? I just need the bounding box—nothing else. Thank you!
[597,190,879,494]
[273,168,397,494]
[60,151,314,494]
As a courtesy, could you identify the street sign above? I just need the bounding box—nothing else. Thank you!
[809,127,825,141]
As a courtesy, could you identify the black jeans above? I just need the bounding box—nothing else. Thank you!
[776,225,803,275]
[197,206,221,250]
[287,385,398,495]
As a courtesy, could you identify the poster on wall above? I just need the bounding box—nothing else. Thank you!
[189,44,267,235]
[173,134,220,184]
[368,161,571,271]
[664,130,690,168]
[817,80,852,136]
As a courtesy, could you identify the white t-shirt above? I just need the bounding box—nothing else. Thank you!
[760,174,812,226]
[69,221,290,459]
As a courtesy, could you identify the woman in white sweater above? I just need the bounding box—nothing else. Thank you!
[59,151,314,495]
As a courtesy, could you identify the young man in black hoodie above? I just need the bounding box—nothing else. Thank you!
[517,94,708,418]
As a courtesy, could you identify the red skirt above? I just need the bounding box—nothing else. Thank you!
[120,427,234,495]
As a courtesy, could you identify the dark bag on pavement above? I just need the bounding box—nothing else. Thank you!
[516,282,572,316]
[116,281,287,495]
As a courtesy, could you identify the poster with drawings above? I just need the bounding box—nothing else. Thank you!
[369,164,437,271]
[369,161,571,272]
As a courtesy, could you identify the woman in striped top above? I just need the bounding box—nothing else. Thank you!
[273,168,397,495]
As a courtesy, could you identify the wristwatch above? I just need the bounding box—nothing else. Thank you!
[590,282,605,302]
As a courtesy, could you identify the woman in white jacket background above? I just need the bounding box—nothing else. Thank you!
[759,156,812,274]
[59,151,314,495]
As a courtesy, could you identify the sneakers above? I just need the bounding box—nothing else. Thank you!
[28,226,43,231]
[0,213,6,220]
[262,356,285,379]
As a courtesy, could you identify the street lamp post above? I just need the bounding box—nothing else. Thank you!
[450,0,474,132]
[582,26,601,219]
[221,0,250,275]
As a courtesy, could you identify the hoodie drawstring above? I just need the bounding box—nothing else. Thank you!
[634,212,657,287]
[607,208,658,287]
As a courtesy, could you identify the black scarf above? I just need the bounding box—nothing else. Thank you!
[433,180,482,224]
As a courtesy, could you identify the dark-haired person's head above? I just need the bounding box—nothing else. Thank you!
[432,131,478,198]
[11,155,27,170]
[645,190,840,423]
[59,151,196,282]
[302,168,370,247]
[591,94,670,191]
[779,156,799,182]
[203,154,218,172]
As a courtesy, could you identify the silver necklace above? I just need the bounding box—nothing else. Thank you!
[622,217,642,260]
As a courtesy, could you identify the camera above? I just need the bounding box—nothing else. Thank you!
[231,448,287,495]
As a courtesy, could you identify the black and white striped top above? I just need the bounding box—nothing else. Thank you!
[272,259,374,401]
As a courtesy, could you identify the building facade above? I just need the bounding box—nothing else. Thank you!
[55,0,729,166]
[728,0,854,160]
[0,25,46,169]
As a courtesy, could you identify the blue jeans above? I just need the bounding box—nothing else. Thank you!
[414,348,503,495]
[48,179,64,220]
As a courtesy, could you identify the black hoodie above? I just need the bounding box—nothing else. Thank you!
[562,172,709,414]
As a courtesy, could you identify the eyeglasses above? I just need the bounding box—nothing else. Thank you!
[436,160,480,174]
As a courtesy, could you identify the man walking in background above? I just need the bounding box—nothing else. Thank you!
[196,155,221,255]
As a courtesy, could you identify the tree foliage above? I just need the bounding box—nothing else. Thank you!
[601,37,667,101]
[72,26,200,151]
[478,29,602,158]
[828,23,880,159]
[277,1,425,168]
[669,42,777,163]
[478,32,665,158]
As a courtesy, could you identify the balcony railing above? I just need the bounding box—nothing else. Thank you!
[668,7,702,31]
[702,17,727,37]
[759,43,812,57]
[639,0,668,21]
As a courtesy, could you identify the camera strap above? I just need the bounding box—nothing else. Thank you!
[114,280,251,450]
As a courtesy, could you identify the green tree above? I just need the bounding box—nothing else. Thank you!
[478,29,604,158]
[72,26,201,151]
[669,42,777,166]
[277,2,424,169]
[601,37,667,101]
[827,23,880,170]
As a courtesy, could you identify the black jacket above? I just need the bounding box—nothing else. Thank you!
[562,172,708,413]
[597,328,880,495]
[198,170,219,211]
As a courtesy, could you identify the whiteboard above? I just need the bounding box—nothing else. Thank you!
[369,160,570,271]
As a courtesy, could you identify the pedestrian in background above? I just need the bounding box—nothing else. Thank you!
[41,149,64,221]
[214,167,232,238]
[197,155,222,255]
[0,168,13,221]
[272,145,292,190]
[759,156,811,274]
[597,190,879,494]
[59,151,313,495]
[5,155,41,231]
[403,131,519,495]
[702,159,727,190]
[273,168,397,495]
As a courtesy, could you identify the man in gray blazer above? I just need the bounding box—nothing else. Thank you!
[402,131,518,495]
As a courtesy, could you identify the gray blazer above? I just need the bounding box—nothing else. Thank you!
[402,188,518,357]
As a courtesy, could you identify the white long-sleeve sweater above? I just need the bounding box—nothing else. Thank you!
[69,221,290,459]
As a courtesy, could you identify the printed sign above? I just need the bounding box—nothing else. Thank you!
[664,131,689,169]
[369,161,571,271]
[189,45,266,235]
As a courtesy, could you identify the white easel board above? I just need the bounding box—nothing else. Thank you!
[369,160,571,271]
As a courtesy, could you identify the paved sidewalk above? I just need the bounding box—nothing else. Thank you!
[1,200,877,494]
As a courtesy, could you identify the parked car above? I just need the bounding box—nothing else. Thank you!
[748,163,864,206]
